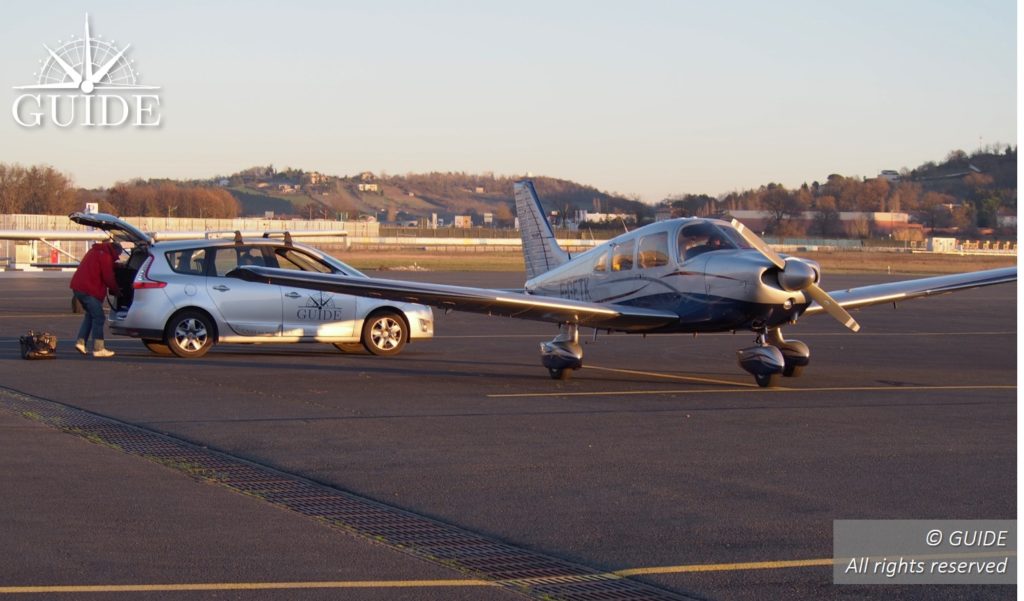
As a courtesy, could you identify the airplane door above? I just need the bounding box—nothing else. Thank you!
[281,288,357,338]
[206,246,282,337]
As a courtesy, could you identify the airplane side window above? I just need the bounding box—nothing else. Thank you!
[593,250,609,273]
[638,232,669,268]
[611,240,635,272]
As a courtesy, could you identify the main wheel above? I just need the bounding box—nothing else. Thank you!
[361,311,407,356]
[548,367,572,380]
[333,342,365,354]
[165,310,214,358]
[754,372,780,388]
[142,339,172,356]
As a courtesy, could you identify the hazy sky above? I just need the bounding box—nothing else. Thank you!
[0,1,1016,202]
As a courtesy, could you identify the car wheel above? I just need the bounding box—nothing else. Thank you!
[142,339,172,356]
[165,310,214,358]
[361,311,406,356]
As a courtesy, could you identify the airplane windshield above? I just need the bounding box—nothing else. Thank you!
[677,221,750,261]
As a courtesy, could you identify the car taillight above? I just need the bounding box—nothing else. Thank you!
[133,255,167,289]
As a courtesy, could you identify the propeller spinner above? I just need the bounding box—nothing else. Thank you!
[730,219,860,332]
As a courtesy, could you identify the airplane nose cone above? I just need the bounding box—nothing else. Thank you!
[777,258,818,292]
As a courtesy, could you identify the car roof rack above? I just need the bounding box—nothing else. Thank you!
[203,230,245,244]
[262,231,294,246]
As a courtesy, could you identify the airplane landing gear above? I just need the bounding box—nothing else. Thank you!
[737,328,784,387]
[541,324,582,380]
[737,327,811,387]
[766,327,810,378]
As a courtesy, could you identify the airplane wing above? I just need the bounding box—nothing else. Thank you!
[802,267,1016,316]
[230,266,680,331]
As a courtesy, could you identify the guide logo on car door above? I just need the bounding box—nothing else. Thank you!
[297,292,344,321]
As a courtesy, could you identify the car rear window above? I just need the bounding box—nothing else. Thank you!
[165,248,208,275]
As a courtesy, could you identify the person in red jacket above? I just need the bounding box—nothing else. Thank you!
[70,241,122,357]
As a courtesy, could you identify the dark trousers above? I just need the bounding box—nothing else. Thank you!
[74,292,106,348]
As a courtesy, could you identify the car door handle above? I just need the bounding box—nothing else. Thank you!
[212,285,230,291]
[284,292,302,298]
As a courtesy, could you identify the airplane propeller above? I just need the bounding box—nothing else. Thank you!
[730,219,860,332]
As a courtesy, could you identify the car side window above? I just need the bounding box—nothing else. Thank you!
[638,232,669,268]
[165,248,208,275]
[212,245,268,277]
[273,248,336,273]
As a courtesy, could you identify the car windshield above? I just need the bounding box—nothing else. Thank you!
[677,221,750,261]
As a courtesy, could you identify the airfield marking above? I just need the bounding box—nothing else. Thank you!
[584,365,759,387]
[487,384,1016,399]
[4,551,1017,594]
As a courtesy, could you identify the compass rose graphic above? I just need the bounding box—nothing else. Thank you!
[14,14,159,93]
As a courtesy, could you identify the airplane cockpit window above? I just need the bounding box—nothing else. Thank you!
[611,240,635,272]
[677,221,750,262]
[593,249,609,273]
[638,232,669,268]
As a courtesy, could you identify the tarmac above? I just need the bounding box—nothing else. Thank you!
[0,270,1016,600]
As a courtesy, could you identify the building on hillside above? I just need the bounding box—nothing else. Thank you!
[357,182,379,192]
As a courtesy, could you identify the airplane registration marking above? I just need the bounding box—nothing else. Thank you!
[487,384,1016,399]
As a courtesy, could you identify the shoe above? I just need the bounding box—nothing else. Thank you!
[75,340,88,355]
[92,349,115,358]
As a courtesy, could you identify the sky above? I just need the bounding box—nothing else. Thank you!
[0,1,1017,202]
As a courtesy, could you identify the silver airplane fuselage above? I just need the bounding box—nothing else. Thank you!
[526,217,814,334]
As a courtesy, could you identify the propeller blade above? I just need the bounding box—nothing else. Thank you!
[806,283,861,332]
[730,219,785,269]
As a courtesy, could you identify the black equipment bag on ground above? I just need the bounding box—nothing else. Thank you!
[19,331,58,360]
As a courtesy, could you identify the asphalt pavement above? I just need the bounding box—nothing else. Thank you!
[0,270,1015,600]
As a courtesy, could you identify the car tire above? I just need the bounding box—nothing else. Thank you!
[142,339,172,356]
[361,311,407,356]
[165,310,214,358]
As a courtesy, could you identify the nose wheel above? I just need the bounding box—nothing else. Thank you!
[738,327,810,387]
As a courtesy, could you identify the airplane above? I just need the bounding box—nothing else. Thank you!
[230,181,1017,387]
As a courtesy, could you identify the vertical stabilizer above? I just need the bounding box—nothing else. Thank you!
[514,181,570,279]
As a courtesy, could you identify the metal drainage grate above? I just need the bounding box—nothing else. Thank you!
[0,387,698,601]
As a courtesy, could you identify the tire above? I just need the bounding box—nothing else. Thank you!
[165,310,215,358]
[333,342,365,354]
[361,311,407,356]
[142,339,172,356]
[754,372,780,388]
[782,364,804,378]
[548,367,572,380]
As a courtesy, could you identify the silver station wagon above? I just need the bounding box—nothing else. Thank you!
[70,212,433,358]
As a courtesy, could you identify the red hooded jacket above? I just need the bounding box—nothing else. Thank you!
[70,242,121,300]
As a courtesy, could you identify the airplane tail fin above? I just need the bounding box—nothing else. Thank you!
[514,180,570,280]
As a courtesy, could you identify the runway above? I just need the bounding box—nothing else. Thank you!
[0,270,1015,600]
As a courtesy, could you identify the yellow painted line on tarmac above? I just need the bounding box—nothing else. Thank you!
[3,551,1015,593]
[613,557,835,576]
[584,365,759,387]
[488,384,1015,399]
